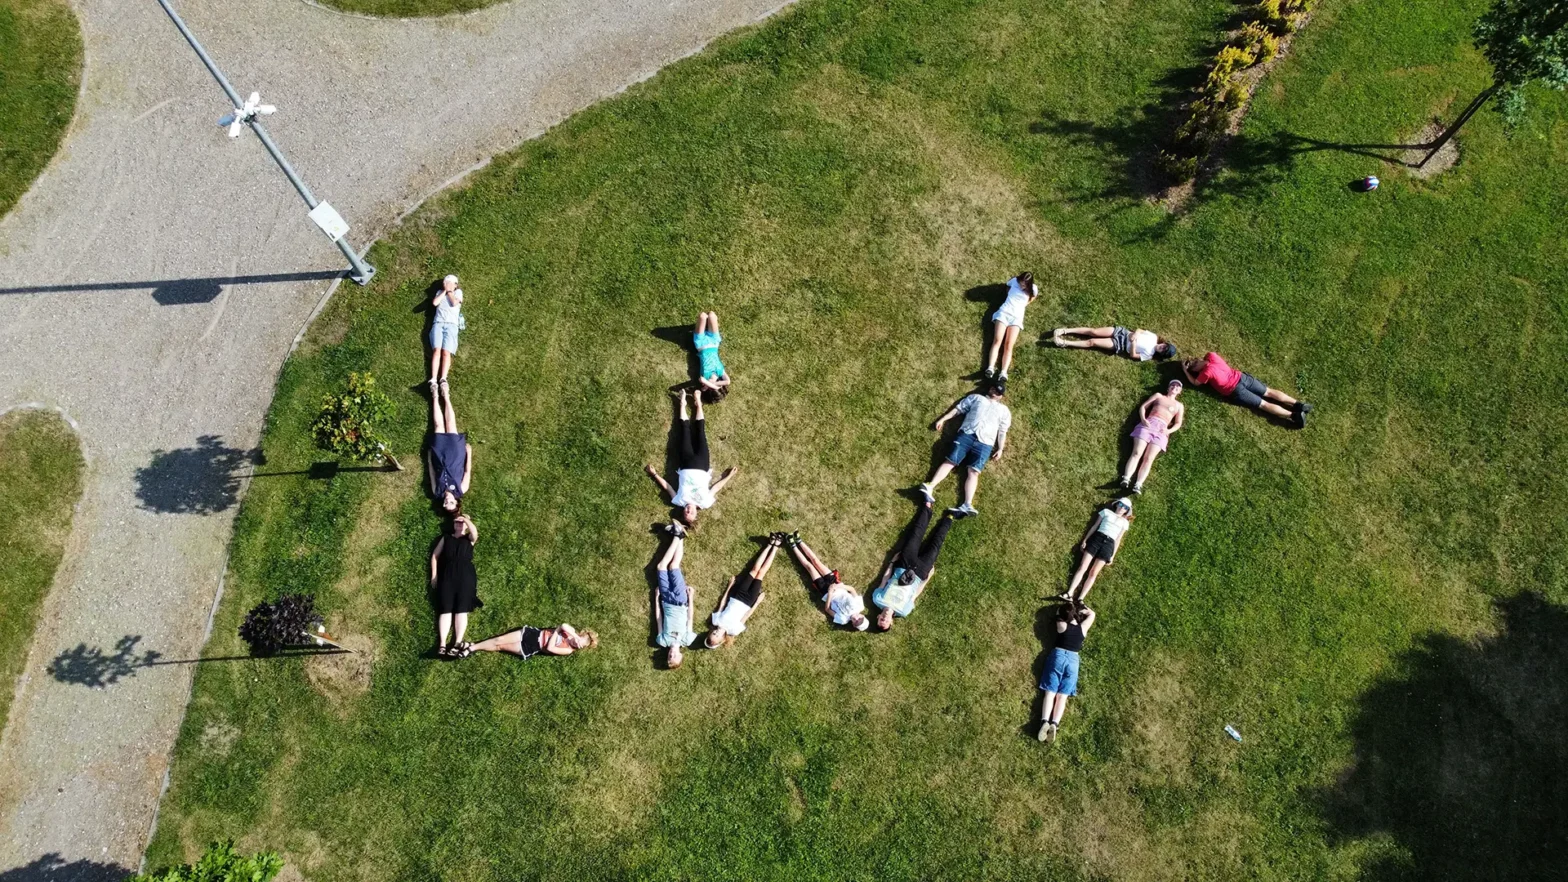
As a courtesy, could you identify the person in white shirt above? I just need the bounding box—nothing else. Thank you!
[781,531,868,631]
[644,388,738,527]
[918,381,1012,517]
[983,271,1039,381]
[428,274,465,387]
[706,535,779,647]
[1061,498,1134,601]
[1050,326,1177,362]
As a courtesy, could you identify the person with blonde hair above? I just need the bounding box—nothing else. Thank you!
[653,527,698,669]
[706,536,779,647]
[782,531,868,631]
[468,623,598,660]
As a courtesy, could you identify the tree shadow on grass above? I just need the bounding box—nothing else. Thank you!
[0,853,134,882]
[46,635,347,688]
[133,435,259,514]
[1320,592,1568,881]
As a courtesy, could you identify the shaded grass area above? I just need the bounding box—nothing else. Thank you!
[0,0,81,218]
[147,0,1568,879]
[0,410,84,734]
[312,0,503,18]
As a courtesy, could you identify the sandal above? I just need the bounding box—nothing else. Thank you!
[436,644,452,659]
[453,642,474,659]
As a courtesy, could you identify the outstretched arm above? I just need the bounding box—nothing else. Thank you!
[741,592,765,622]
[711,466,739,495]
[427,451,438,496]
[460,445,473,494]
[429,537,444,585]
[644,464,675,500]
[932,403,963,431]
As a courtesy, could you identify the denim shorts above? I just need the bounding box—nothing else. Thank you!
[1039,647,1080,696]
[430,321,460,354]
[946,431,994,471]
[1229,372,1267,409]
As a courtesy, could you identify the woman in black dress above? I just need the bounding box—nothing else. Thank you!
[431,514,482,657]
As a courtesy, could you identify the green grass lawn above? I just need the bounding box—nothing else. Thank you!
[146,0,1568,879]
[0,0,81,219]
[0,409,85,735]
[313,0,502,18]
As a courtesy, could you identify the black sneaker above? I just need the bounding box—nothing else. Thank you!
[1298,401,1314,415]
[1292,411,1307,429]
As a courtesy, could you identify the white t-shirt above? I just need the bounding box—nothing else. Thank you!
[671,469,715,508]
[955,394,1013,445]
[1094,508,1131,541]
[434,289,463,325]
[824,586,866,626]
[992,277,1033,327]
[711,598,752,634]
[1130,329,1158,361]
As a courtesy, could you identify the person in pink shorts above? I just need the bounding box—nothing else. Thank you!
[1119,380,1184,494]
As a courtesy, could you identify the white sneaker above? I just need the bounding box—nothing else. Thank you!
[918,483,935,502]
[1045,723,1058,744]
[1037,722,1052,742]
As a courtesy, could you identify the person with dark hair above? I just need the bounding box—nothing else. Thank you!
[644,388,738,527]
[919,381,1011,517]
[693,311,732,396]
[1062,498,1133,602]
[427,383,472,514]
[782,531,868,631]
[431,514,482,658]
[706,536,779,647]
[1183,351,1311,427]
[871,500,957,631]
[984,272,1040,381]
[653,527,698,669]
[1119,380,1185,494]
[1038,602,1096,744]
[468,623,598,659]
[1050,326,1177,362]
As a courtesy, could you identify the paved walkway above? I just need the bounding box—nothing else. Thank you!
[0,0,785,876]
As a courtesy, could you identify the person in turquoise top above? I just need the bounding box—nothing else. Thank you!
[871,499,957,631]
[692,311,731,398]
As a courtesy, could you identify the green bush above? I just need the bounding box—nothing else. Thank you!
[128,841,282,882]
[312,371,394,463]
[1234,22,1281,64]
[1155,149,1201,183]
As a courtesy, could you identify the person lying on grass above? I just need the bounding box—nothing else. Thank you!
[431,514,482,658]
[428,274,464,387]
[644,388,738,527]
[653,525,698,669]
[468,623,598,660]
[693,311,731,397]
[983,271,1039,382]
[427,382,472,513]
[1119,380,1185,494]
[1050,325,1177,362]
[1061,498,1133,602]
[918,380,1010,518]
[872,499,957,631]
[706,535,779,648]
[1038,601,1096,744]
[782,530,868,631]
[1183,351,1311,427]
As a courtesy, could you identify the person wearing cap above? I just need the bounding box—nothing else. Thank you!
[428,274,464,388]
[1120,380,1185,494]
[780,531,868,631]
[1182,351,1311,427]
[918,380,1012,517]
[1050,326,1177,362]
[1062,498,1135,601]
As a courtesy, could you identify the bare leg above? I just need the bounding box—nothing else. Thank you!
[658,535,684,570]
[437,613,453,649]
[679,388,690,422]
[1075,560,1108,599]
[428,348,441,384]
[708,312,720,333]
[751,543,780,579]
[1259,400,1293,420]
[431,390,446,434]
[985,320,1006,372]
[1049,693,1070,725]
[693,391,704,422]
[438,350,453,382]
[788,543,825,580]
[1058,326,1117,337]
[1122,438,1149,484]
[1263,386,1299,407]
[695,313,709,336]
[1040,691,1059,723]
[1067,553,1095,594]
[1133,448,1161,488]
[798,541,830,575]
[927,460,957,488]
[960,468,981,506]
[453,613,469,645]
[999,326,1022,375]
[1057,337,1117,351]
[473,630,524,654]
[442,387,458,433]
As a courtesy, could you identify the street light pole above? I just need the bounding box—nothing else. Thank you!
[153,0,376,285]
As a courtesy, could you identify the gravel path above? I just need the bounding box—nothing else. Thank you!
[0,0,786,876]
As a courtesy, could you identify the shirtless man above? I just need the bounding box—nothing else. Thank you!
[1119,380,1185,494]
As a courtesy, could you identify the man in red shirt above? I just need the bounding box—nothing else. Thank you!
[1183,352,1311,427]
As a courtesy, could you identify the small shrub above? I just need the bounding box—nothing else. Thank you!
[1234,22,1280,64]
[313,372,394,463]
[1155,150,1201,183]
[239,593,324,656]
[129,840,283,882]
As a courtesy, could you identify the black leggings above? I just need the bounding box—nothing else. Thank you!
[896,504,953,580]
[677,417,710,471]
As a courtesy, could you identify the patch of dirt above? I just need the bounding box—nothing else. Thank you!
[197,720,240,757]
[304,628,380,708]
[1401,122,1457,178]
